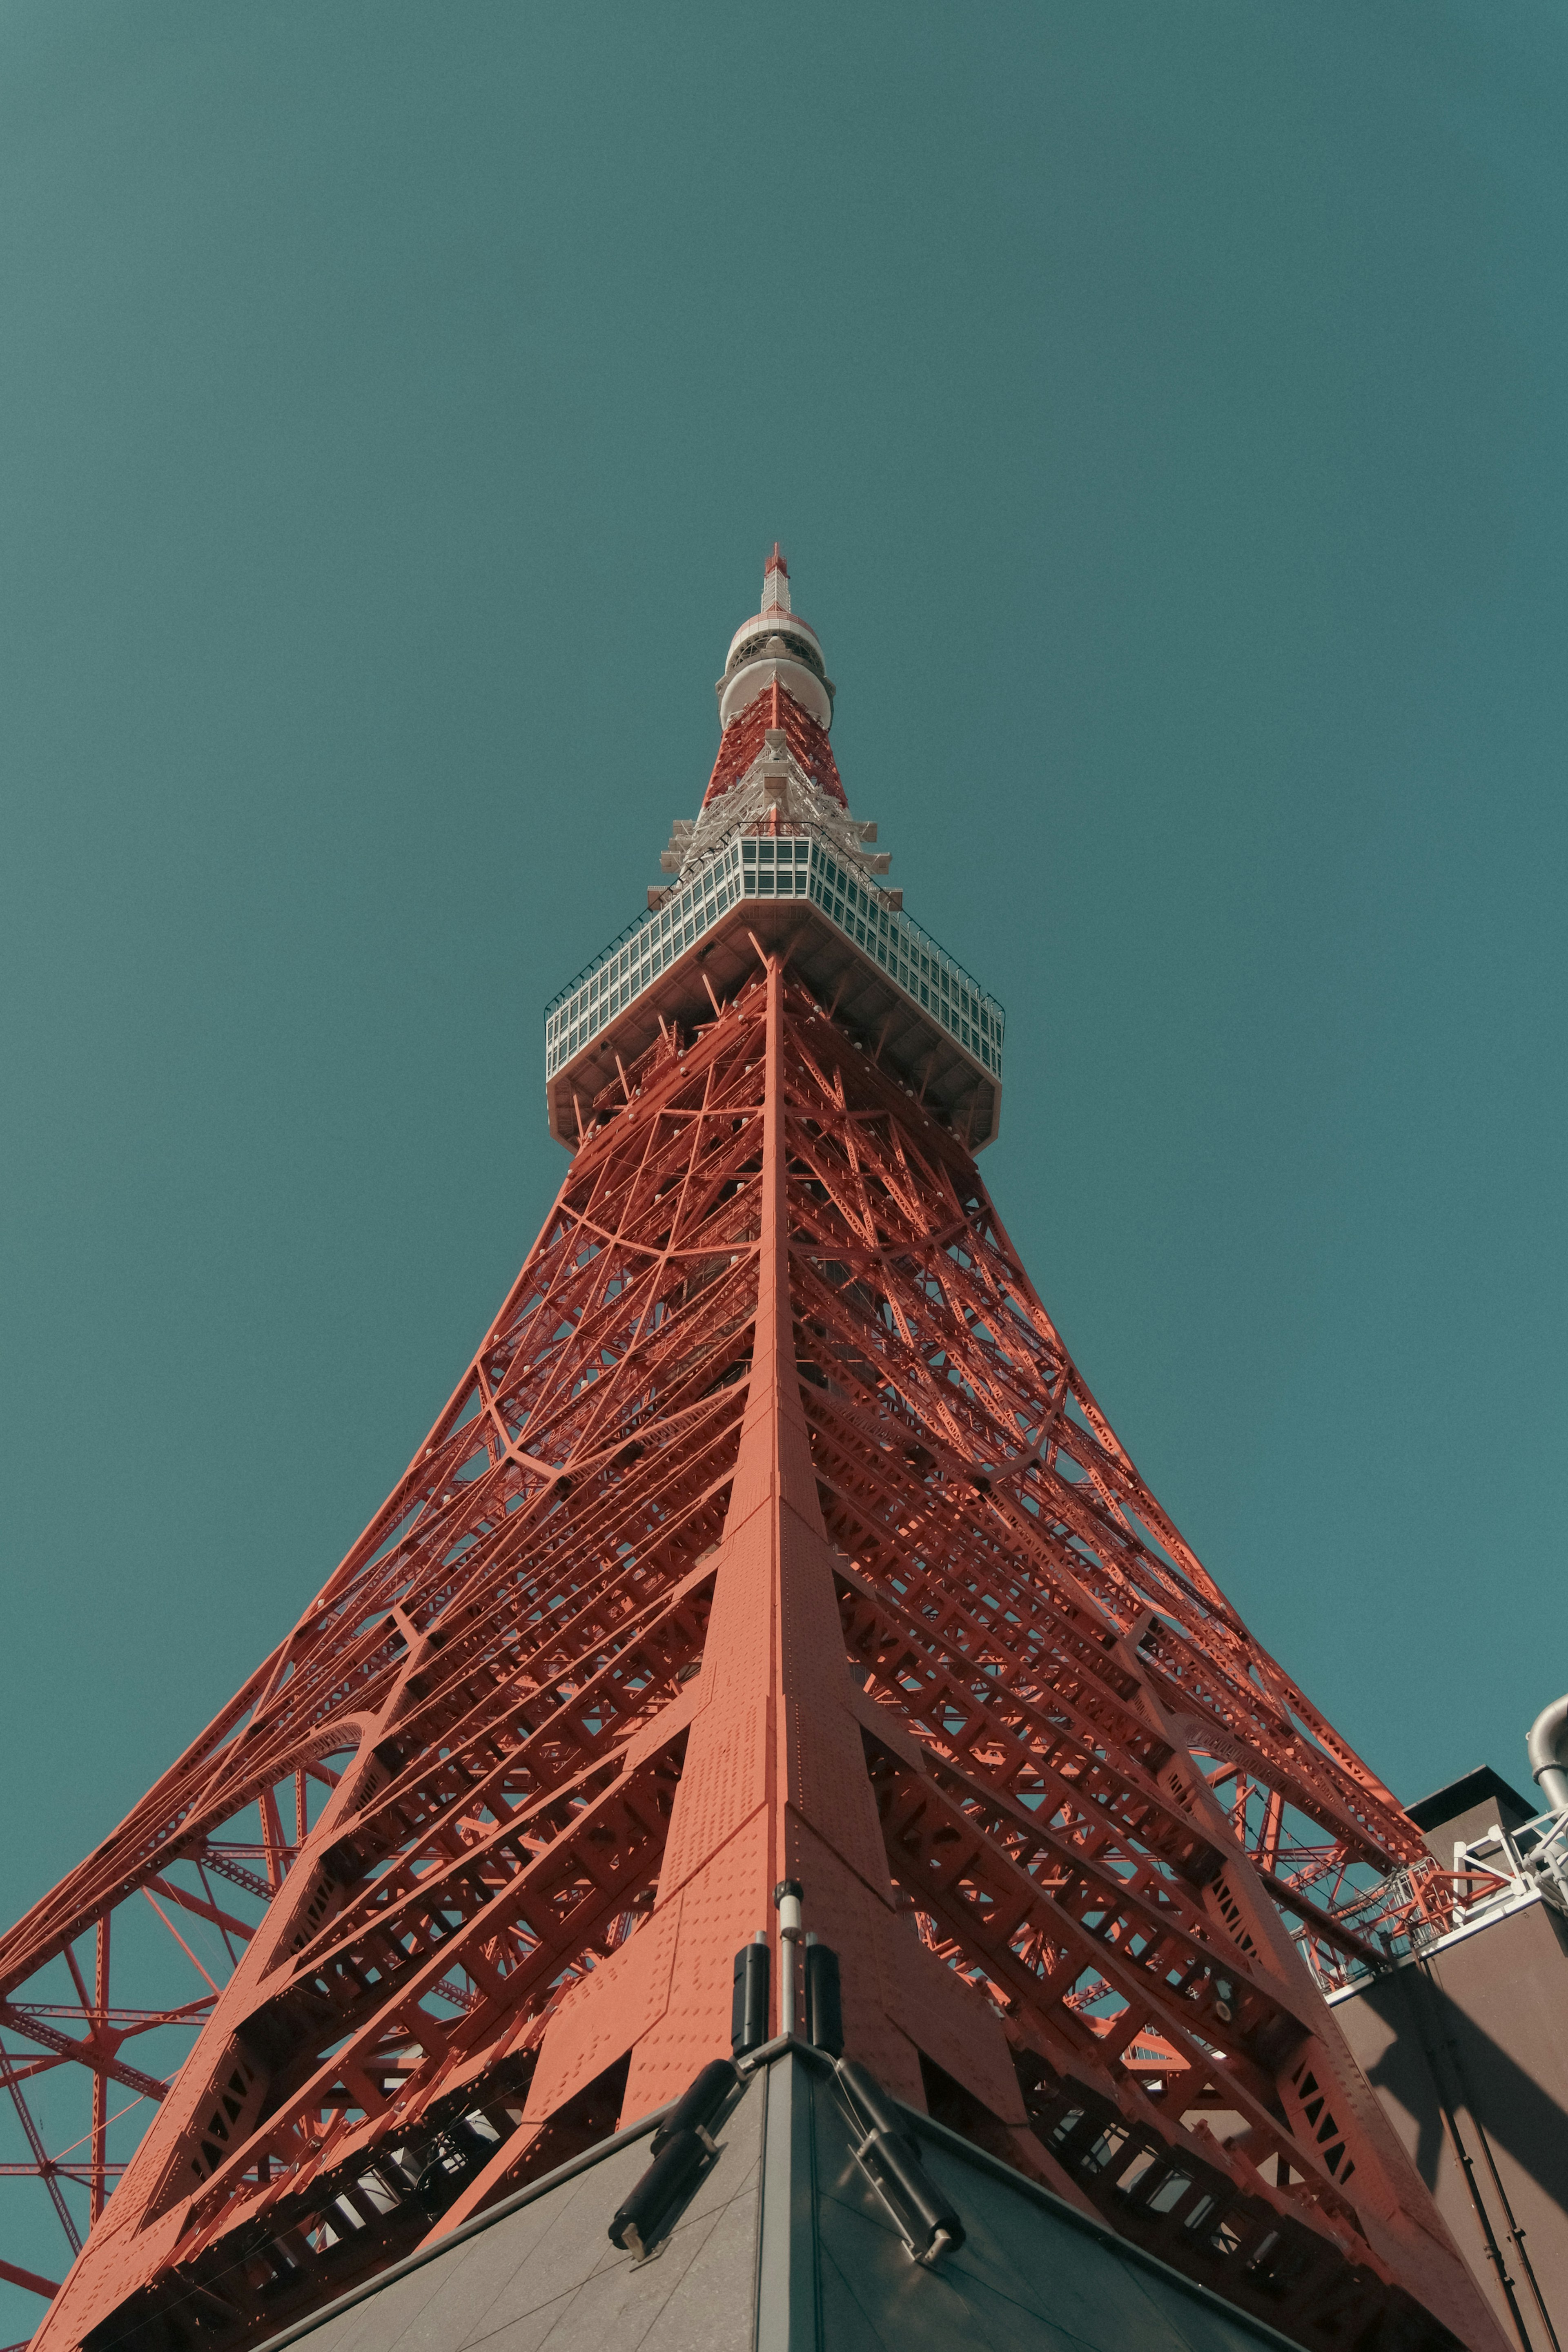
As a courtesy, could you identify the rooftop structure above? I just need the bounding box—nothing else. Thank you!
[1322,1766,1568,2351]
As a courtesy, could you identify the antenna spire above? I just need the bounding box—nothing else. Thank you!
[760,542,791,615]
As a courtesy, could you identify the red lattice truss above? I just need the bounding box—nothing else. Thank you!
[702,678,845,809]
[0,968,1503,2352]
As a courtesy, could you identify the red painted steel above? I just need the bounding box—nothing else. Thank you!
[703,678,845,809]
[0,580,1506,2352]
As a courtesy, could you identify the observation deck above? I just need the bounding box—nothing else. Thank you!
[543,549,1004,1152]
[544,827,1004,1150]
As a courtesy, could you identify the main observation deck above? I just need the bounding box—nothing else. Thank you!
[544,824,1004,1150]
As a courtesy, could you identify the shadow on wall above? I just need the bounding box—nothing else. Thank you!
[1355,1955,1568,2207]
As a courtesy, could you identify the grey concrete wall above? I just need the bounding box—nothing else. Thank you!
[764,2048,1300,2352]
[1334,1902,1568,2352]
[270,2084,763,2352]
[255,2047,1310,2352]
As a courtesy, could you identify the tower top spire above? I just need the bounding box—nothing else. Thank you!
[761,542,790,613]
[717,547,831,732]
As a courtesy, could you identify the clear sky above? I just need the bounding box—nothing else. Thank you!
[2,1,1566,2302]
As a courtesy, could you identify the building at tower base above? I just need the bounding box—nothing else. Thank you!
[236,2040,1336,2352]
[1324,1767,1568,2352]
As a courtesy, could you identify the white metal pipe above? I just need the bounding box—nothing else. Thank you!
[774,1880,803,2037]
[1527,1693,1568,1813]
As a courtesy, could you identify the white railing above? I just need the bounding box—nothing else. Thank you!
[542,823,1006,1086]
[1305,1804,1568,2004]
[1450,1805,1568,1930]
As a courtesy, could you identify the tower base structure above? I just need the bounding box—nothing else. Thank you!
[238,2040,1326,2352]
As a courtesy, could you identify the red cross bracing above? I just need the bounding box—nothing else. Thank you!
[0,557,1506,2352]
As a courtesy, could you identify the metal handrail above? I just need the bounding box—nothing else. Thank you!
[543,817,1006,1032]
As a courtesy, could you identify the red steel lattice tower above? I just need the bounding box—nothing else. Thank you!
[0,554,1508,2352]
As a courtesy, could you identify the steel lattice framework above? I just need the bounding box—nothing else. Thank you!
[0,560,1509,2352]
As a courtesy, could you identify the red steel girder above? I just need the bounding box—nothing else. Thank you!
[2,967,1497,2352]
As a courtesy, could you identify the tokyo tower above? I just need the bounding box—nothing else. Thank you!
[0,553,1508,2352]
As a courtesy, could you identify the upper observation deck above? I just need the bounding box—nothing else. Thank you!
[542,552,1004,1151]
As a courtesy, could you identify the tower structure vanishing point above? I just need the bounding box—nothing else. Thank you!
[0,554,1511,2352]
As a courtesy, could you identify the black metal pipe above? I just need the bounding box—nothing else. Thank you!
[804,1942,842,2056]
[731,1935,771,2056]
[836,2058,964,2264]
[650,2058,736,2158]
[607,2129,709,2262]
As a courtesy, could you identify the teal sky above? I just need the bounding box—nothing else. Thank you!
[2,5,1566,2289]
